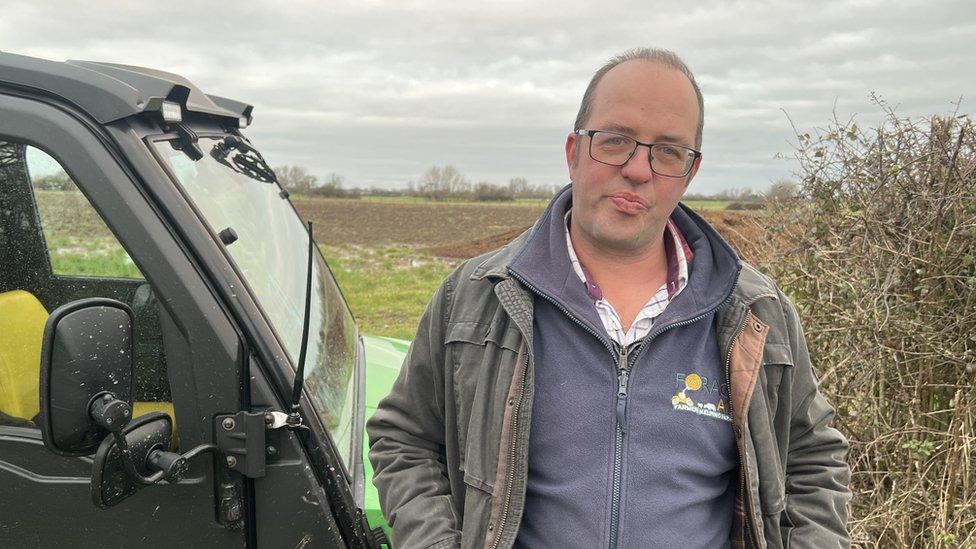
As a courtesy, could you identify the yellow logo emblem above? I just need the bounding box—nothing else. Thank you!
[672,372,731,422]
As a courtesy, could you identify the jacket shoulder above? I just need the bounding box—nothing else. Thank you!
[732,260,782,306]
[730,260,809,367]
[438,231,529,325]
[735,260,803,320]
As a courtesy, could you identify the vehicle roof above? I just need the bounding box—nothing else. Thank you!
[0,51,252,124]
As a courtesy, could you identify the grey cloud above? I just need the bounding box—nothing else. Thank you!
[3,0,974,193]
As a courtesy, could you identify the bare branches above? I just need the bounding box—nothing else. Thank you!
[759,102,976,547]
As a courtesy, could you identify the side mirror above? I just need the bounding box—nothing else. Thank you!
[92,412,175,508]
[39,298,135,456]
[38,298,220,508]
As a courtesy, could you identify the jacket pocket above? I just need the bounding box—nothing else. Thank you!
[459,476,492,549]
[762,342,794,368]
[761,342,794,410]
[760,502,787,549]
[750,378,787,508]
[749,368,789,519]
[760,502,795,549]
[446,319,519,490]
[780,506,794,548]
[753,340,795,548]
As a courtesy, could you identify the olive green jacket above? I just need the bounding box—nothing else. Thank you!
[367,210,851,549]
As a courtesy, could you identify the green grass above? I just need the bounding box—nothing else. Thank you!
[683,200,730,210]
[35,191,141,278]
[322,245,461,340]
[41,236,449,340]
[40,237,451,340]
[45,235,143,279]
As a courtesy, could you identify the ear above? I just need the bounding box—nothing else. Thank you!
[565,132,579,170]
[683,154,702,188]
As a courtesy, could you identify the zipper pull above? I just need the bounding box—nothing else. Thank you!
[617,367,630,396]
[616,345,630,431]
[616,369,629,432]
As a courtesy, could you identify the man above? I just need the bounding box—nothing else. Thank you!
[368,48,851,548]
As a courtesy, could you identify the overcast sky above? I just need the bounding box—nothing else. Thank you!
[3,0,974,194]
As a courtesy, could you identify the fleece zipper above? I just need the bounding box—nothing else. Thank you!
[608,343,630,549]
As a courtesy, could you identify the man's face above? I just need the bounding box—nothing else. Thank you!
[566,60,701,255]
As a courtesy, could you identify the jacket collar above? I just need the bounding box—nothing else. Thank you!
[484,184,738,339]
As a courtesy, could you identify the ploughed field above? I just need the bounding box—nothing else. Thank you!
[292,196,765,262]
[291,197,545,248]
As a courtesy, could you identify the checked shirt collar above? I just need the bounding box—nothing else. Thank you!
[564,209,694,347]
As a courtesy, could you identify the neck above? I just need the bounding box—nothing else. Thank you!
[569,219,669,291]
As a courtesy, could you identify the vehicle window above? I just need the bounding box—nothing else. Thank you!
[153,137,360,471]
[0,140,175,436]
[26,147,140,279]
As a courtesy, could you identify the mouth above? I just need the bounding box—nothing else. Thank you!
[608,192,648,215]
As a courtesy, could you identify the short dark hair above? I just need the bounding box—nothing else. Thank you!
[573,48,704,149]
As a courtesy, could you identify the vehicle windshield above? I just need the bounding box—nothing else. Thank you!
[152,135,360,473]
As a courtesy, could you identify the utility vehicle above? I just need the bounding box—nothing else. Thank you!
[0,52,405,547]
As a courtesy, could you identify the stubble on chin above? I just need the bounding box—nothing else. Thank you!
[583,212,650,254]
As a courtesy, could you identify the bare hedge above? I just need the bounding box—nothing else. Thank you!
[757,104,975,547]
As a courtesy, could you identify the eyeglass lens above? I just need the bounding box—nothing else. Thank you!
[589,131,694,176]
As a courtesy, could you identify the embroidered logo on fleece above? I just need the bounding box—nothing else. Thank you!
[671,372,731,422]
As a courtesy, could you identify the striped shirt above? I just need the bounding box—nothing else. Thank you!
[565,210,694,346]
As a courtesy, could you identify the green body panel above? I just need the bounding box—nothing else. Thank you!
[361,333,410,534]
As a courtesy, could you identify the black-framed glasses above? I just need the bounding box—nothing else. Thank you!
[575,129,701,178]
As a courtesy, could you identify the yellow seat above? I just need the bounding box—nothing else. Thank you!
[0,290,48,420]
[134,401,179,447]
[0,290,176,440]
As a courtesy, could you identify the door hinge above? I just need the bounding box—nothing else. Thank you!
[214,410,297,478]
[217,481,244,529]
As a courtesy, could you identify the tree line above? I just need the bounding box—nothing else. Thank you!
[273,164,561,201]
[274,163,794,203]
[28,160,794,205]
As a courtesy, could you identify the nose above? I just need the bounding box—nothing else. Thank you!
[619,143,654,182]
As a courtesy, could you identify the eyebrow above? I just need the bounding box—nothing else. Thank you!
[599,122,638,135]
[597,123,694,148]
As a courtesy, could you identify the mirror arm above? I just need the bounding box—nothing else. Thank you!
[89,393,221,485]
[113,432,167,485]
[116,434,222,485]
[88,393,161,485]
[148,443,219,483]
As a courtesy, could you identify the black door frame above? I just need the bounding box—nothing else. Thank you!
[0,90,248,547]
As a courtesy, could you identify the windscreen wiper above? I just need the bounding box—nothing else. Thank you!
[210,135,277,184]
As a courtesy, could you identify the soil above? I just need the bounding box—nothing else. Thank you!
[293,197,543,247]
[426,226,532,258]
[293,197,771,264]
[425,211,770,264]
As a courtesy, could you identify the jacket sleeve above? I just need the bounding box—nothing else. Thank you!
[366,277,461,549]
[779,291,853,548]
